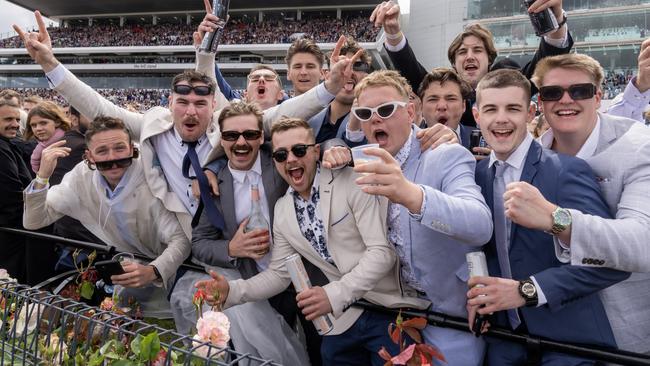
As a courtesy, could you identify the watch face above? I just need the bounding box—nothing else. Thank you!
[554,208,572,227]
[522,282,536,297]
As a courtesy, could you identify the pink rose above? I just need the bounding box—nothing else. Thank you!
[196,310,230,348]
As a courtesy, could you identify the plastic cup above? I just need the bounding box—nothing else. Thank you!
[112,252,135,265]
[351,143,380,170]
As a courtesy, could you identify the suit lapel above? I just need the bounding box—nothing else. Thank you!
[594,113,621,155]
[319,168,334,234]
[217,166,238,233]
[510,142,541,249]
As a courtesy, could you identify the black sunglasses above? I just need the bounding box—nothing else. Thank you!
[95,156,135,171]
[538,83,596,101]
[221,129,263,141]
[352,61,372,73]
[173,84,213,96]
[272,144,316,163]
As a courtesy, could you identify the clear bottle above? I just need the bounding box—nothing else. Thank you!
[244,184,269,233]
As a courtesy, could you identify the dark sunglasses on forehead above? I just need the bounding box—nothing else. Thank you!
[538,83,596,101]
[352,61,372,73]
[173,84,213,96]
[221,130,263,141]
[272,144,316,163]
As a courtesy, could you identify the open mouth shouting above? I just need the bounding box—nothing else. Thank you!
[231,144,253,160]
[286,165,306,187]
[464,62,479,76]
[372,128,389,146]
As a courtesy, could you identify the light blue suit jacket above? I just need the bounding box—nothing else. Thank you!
[399,126,493,365]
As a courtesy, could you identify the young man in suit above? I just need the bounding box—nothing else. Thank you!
[348,70,493,366]
[417,68,480,152]
[370,0,572,127]
[170,102,309,365]
[196,117,429,366]
[529,54,650,354]
[466,69,629,365]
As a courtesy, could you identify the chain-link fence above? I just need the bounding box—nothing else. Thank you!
[0,278,279,366]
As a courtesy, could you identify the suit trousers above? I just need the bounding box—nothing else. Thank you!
[321,309,413,366]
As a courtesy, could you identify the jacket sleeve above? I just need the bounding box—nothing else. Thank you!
[215,63,242,101]
[565,138,650,272]
[22,182,67,230]
[533,158,630,311]
[191,205,236,269]
[386,39,429,92]
[196,51,230,110]
[419,144,493,245]
[149,206,191,288]
[262,84,335,136]
[521,31,574,95]
[54,67,144,141]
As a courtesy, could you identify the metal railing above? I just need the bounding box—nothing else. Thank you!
[2,226,650,365]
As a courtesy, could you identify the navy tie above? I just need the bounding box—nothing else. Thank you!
[182,141,225,230]
[493,161,521,329]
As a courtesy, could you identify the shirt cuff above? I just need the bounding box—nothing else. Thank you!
[26,180,49,193]
[384,36,407,52]
[315,82,336,106]
[408,185,427,222]
[622,77,650,106]
[553,236,571,263]
[530,276,548,307]
[45,64,67,89]
[543,26,569,48]
[345,127,365,142]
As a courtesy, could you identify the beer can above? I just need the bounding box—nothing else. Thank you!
[466,251,489,278]
[284,254,333,335]
[522,0,559,36]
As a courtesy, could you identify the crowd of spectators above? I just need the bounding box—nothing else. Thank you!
[0,16,379,48]
[17,88,169,111]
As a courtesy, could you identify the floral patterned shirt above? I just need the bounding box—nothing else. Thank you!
[388,130,425,293]
[290,167,333,263]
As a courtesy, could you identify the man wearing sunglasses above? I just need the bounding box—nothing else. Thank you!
[466,69,627,365]
[370,0,572,128]
[243,65,286,111]
[23,116,190,319]
[522,53,650,354]
[196,117,430,366]
[346,70,492,365]
[15,10,350,239]
[172,102,310,365]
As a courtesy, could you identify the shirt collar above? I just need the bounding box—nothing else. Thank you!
[173,127,208,147]
[394,129,415,167]
[455,124,462,144]
[229,152,262,185]
[489,132,534,170]
[538,115,601,160]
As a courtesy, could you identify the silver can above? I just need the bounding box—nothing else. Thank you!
[284,254,333,335]
[466,251,489,278]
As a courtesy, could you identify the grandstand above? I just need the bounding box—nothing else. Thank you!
[0,0,389,110]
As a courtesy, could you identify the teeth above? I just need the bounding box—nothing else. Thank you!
[557,110,577,116]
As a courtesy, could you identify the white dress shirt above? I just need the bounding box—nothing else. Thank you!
[229,153,272,271]
[488,133,548,306]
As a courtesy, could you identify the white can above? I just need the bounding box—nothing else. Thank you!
[466,251,489,278]
[284,254,333,335]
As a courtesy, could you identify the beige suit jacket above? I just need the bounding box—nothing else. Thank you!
[51,52,332,238]
[225,167,430,335]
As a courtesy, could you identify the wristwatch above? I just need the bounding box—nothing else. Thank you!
[150,265,162,280]
[518,278,538,307]
[547,207,572,235]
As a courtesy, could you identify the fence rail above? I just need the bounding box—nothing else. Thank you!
[2,226,650,365]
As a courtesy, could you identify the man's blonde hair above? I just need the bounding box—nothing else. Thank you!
[270,117,315,143]
[218,101,263,131]
[531,53,604,88]
[354,70,412,100]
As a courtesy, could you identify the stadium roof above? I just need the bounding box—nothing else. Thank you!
[8,0,380,17]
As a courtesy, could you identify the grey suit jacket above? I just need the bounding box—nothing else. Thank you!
[557,113,650,353]
[191,147,288,280]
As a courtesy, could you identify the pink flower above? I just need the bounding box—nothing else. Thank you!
[196,310,230,348]
[100,297,115,311]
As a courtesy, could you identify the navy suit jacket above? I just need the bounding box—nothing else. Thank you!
[459,124,476,151]
[475,140,628,348]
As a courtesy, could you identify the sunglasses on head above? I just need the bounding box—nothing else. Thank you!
[247,73,278,83]
[95,156,135,171]
[221,129,262,142]
[538,83,596,101]
[173,84,213,96]
[352,61,372,73]
[351,101,407,122]
[272,144,316,163]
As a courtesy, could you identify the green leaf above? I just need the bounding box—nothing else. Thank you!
[109,360,137,366]
[79,281,95,300]
[88,349,105,366]
[142,332,161,361]
[130,334,143,358]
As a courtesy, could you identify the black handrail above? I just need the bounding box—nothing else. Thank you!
[3,226,649,365]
